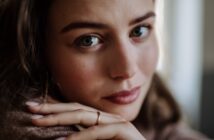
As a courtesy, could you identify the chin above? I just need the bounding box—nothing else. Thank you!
[118,97,145,121]
[108,102,142,121]
[121,108,141,121]
[100,94,145,121]
[123,112,139,121]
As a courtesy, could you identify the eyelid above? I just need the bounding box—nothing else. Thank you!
[130,23,153,36]
[134,23,153,30]
[75,33,102,42]
[73,33,104,49]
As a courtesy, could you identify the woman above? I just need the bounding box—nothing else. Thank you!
[0,0,208,139]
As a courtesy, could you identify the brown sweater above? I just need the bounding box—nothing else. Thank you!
[0,95,79,140]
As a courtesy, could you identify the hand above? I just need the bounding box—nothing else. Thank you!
[26,101,146,140]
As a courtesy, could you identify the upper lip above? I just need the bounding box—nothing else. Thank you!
[104,86,141,98]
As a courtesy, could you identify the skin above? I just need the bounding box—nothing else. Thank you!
[27,0,159,139]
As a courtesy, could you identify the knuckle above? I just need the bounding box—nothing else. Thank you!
[71,102,81,107]
[77,108,85,113]
[41,104,49,111]
[76,109,85,119]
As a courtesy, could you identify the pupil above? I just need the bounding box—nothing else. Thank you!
[134,28,142,36]
[83,37,93,45]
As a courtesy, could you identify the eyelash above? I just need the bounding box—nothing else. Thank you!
[73,24,152,49]
[130,24,152,38]
[74,34,103,49]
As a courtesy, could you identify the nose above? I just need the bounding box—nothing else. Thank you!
[108,39,138,81]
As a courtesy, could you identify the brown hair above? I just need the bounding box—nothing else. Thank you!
[0,0,52,105]
[0,0,181,134]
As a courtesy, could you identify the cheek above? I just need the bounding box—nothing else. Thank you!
[139,42,159,77]
[50,54,103,101]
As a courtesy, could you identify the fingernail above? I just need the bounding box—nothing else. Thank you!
[31,115,44,119]
[55,137,66,140]
[26,101,40,107]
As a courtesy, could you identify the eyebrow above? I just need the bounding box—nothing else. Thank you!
[60,11,155,34]
[129,11,155,25]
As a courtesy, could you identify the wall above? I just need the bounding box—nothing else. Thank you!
[201,0,214,138]
[164,0,203,129]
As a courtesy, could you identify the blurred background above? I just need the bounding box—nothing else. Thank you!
[156,0,214,138]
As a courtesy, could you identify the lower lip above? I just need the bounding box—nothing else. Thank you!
[105,87,141,105]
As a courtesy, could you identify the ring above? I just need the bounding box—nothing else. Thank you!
[95,111,101,125]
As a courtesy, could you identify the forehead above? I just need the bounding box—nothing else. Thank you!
[48,0,154,31]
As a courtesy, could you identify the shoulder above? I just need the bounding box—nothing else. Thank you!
[159,122,209,140]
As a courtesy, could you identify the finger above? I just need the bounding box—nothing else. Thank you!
[26,102,97,114]
[32,110,125,127]
[66,122,145,140]
[67,125,116,140]
[26,102,121,120]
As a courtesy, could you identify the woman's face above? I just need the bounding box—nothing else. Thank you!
[46,0,158,121]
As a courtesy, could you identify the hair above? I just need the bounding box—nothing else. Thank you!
[0,0,181,134]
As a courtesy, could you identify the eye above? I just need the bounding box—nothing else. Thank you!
[75,35,102,48]
[130,25,151,39]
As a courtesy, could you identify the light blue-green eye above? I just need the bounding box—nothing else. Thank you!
[76,35,100,48]
[131,25,151,39]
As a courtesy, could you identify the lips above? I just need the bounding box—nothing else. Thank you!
[104,86,141,105]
